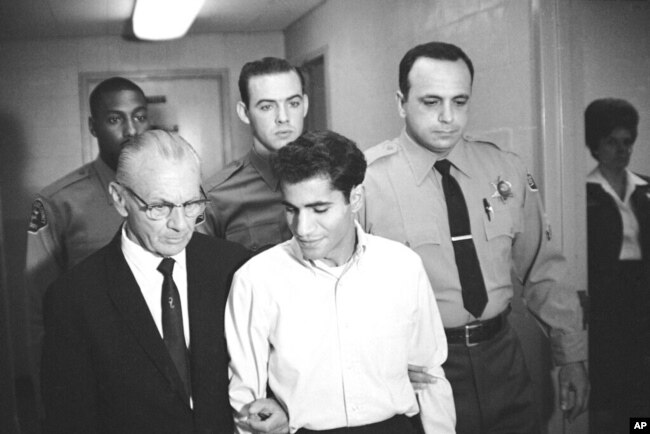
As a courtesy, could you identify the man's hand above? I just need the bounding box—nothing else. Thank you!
[236,398,289,434]
[408,364,437,391]
[558,361,590,422]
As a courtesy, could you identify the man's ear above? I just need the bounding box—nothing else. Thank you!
[396,91,407,119]
[349,184,363,213]
[88,116,97,137]
[236,101,251,125]
[109,182,129,218]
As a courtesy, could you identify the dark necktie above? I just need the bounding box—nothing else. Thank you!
[434,159,488,318]
[157,257,192,399]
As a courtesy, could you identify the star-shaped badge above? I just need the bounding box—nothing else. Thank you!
[491,176,514,202]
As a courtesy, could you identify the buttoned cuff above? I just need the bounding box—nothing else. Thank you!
[549,329,588,365]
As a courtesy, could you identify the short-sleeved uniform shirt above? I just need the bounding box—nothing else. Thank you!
[198,149,291,253]
[25,157,123,363]
[360,130,586,364]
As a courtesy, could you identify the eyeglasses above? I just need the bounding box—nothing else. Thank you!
[118,183,209,220]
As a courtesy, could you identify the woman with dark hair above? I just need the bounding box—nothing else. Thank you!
[585,98,650,430]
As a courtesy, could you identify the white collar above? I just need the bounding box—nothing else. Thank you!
[120,224,186,270]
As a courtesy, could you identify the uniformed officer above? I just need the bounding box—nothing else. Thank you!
[25,77,150,392]
[360,42,589,433]
[197,57,308,252]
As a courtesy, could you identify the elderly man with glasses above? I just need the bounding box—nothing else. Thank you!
[40,130,287,434]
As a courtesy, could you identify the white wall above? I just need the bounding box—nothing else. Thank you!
[285,0,540,169]
[570,2,650,175]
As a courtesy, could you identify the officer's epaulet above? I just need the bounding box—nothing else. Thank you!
[463,135,522,159]
[204,158,245,190]
[463,134,504,151]
[40,162,94,198]
[364,140,399,165]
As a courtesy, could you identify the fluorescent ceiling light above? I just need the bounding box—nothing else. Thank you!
[133,0,205,41]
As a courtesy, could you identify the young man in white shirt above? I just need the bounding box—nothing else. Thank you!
[226,130,455,433]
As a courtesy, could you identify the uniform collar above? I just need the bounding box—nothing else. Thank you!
[249,147,279,190]
[400,129,473,185]
[93,157,117,205]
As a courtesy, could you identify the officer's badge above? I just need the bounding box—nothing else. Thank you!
[491,176,514,202]
[28,199,48,233]
[527,173,538,192]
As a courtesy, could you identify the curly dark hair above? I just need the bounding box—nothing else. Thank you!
[273,130,367,202]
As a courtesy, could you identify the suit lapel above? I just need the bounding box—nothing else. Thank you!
[104,233,191,407]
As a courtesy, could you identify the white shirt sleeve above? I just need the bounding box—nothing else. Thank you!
[410,261,456,433]
[225,267,272,433]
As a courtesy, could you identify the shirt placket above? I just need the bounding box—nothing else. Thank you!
[331,261,367,426]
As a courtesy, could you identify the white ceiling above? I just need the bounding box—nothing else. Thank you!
[0,0,325,42]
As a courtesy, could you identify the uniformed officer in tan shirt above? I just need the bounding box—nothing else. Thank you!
[197,57,308,253]
[25,77,150,393]
[360,42,589,433]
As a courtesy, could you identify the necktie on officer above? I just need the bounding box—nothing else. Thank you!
[157,257,192,399]
[434,159,488,318]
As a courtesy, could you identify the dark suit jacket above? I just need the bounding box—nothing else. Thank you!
[41,231,250,434]
[586,175,650,403]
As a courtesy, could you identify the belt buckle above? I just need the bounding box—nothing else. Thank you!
[464,322,481,347]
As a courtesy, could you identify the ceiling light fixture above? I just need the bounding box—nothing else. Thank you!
[133,0,205,41]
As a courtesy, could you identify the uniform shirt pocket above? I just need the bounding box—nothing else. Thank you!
[483,207,515,241]
[480,206,516,284]
[404,213,442,249]
[225,222,287,252]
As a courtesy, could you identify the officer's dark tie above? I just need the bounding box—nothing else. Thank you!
[434,159,488,318]
[157,257,192,399]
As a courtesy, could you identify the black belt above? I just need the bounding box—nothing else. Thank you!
[295,414,417,434]
[445,308,509,347]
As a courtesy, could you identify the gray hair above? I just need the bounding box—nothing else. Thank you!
[116,129,201,186]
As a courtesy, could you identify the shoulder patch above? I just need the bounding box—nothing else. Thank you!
[527,172,538,191]
[364,141,398,165]
[28,199,48,233]
[204,159,245,190]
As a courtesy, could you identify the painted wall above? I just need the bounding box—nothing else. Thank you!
[0,31,284,374]
[285,0,540,170]
[567,2,650,175]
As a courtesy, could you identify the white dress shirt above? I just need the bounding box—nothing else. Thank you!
[120,225,191,346]
[226,223,455,433]
[587,167,646,260]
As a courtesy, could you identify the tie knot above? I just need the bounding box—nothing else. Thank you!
[157,257,175,276]
[434,159,452,175]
